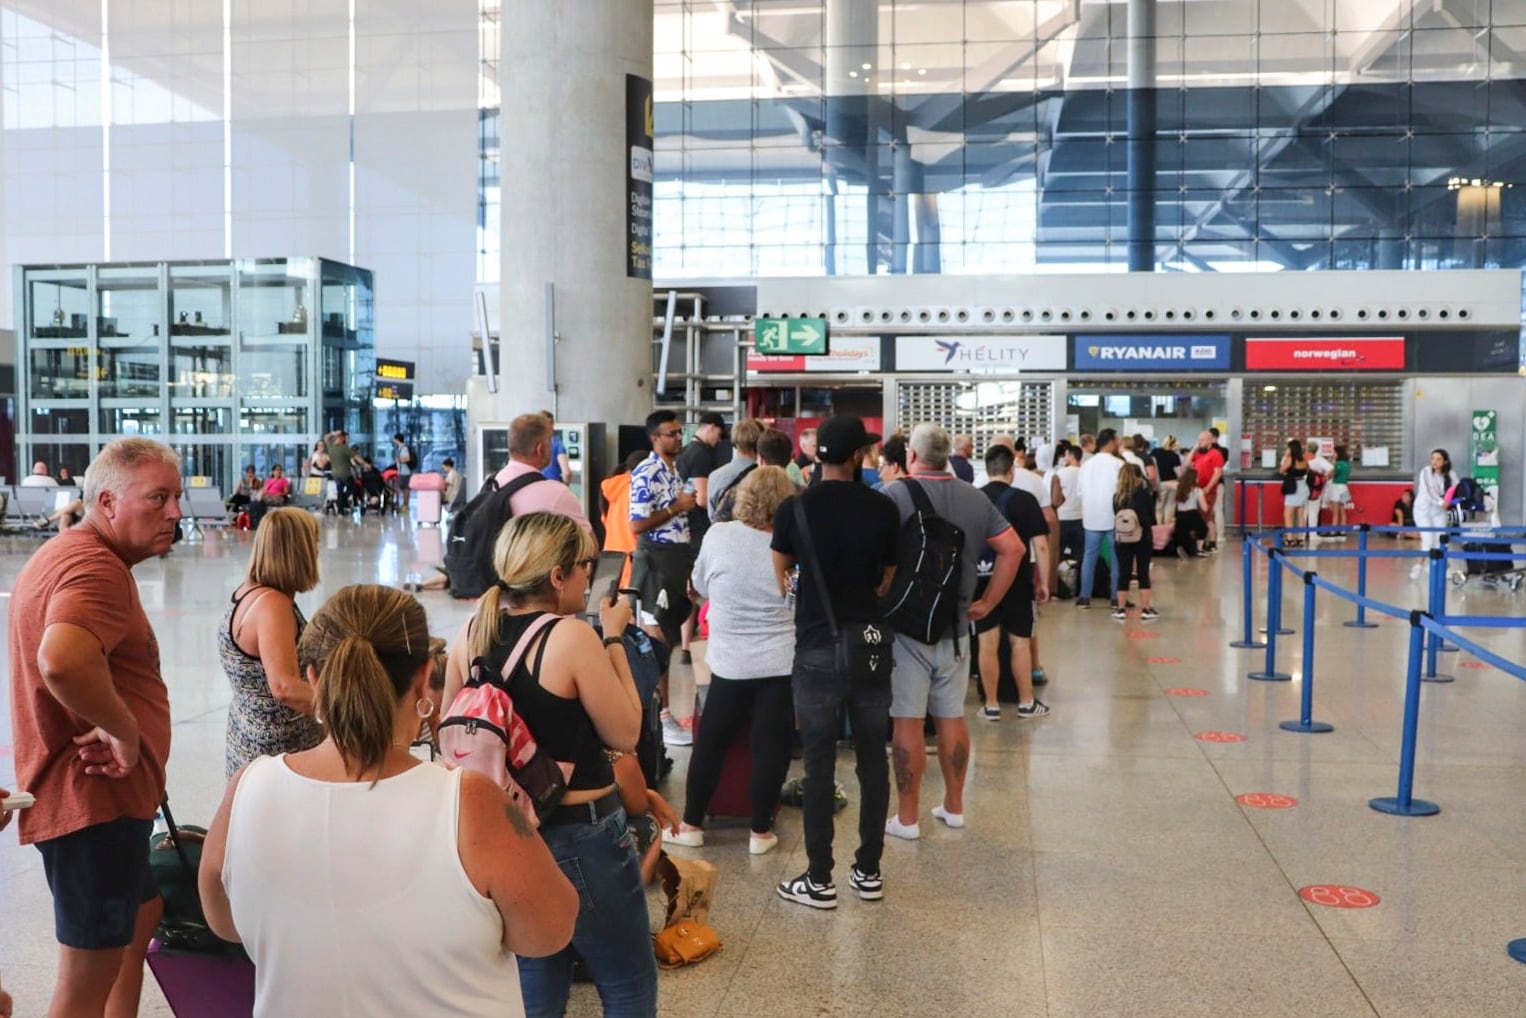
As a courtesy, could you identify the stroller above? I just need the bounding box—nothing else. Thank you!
[1446,478,1523,591]
[356,464,394,516]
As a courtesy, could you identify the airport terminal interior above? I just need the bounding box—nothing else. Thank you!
[2,0,1526,1015]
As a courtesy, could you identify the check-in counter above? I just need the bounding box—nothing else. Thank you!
[1232,476,1414,532]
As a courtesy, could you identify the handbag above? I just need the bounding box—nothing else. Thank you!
[792,499,894,683]
[149,799,247,958]
[653,921,722,969]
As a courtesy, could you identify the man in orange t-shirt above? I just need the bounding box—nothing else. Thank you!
[9,437,183,1017]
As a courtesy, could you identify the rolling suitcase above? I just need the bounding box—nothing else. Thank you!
[147,940,255,1018]
[696,714,763,820]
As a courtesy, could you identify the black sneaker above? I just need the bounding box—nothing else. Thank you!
[848,866,884,901]
[1141,607,1160,621]
[1111,607,1127,621]
[1077,598,1091,609]
[1015,700,1051,719]
[777,872,837,910]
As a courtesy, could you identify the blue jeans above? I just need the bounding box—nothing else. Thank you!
[793,647,893,885]
[1080,528,1120,601]
[518,807,657,1018]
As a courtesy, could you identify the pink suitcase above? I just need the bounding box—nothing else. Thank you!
[146,939,255,1017]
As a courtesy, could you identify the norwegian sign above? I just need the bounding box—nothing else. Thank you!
[1245,336,1406,371]
[625,74,654,279]
[1073,334,1229,371]
[748,336,879,374]
[754,317,827,356]
[894,334,1066,373]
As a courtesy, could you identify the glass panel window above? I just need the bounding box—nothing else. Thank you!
[170,345,236,398]
[99,407,163,436]
[99,347,162,399]
[172,444,232,486]
[30,348,94,399]
[169,263,233,337]
[171,406,234,437]
[241,406,308,436]
[240,348,307,398]
[30,407,90,438]
[29,274,91,338]
[96,265,162,346]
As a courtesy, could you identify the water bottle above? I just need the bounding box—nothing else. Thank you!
[785,566,800,611]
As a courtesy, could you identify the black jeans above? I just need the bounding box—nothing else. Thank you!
[1116,540,1153,591]
[792,647,892,885]
[683,673,794,833]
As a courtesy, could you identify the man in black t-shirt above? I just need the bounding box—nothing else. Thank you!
[975,445,1053,721]
[770,414,899,910]
[675,411,725,547]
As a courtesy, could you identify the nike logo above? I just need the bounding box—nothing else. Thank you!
[452,750,472,760]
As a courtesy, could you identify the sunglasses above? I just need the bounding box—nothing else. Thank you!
[657,429,683,439]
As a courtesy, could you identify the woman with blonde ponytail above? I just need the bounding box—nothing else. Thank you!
[197,584,578,1018]
[442,511,655,1018]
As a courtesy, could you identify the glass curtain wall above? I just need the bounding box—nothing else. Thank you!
[15,258,375,493]
[478,1,1526,277]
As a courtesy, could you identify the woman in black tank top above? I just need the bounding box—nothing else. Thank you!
[442,511,657,1017]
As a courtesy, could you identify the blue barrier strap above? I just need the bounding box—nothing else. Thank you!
[1442,551,1524,562]
[1307,575,1412,621]
[1417,618,1526,681]
[1435,614,1526,630]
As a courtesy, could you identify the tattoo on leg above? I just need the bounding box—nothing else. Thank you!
[892,746,913,792]
[503,801,535,838]
[951,743,969,777]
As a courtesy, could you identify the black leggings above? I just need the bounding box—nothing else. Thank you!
[1115,541,1153,593]
[683,673,794,833]
[1174,509,1207,555]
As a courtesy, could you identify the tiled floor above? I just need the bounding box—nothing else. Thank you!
[2,518,1524,1016]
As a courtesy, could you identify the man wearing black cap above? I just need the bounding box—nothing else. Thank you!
[676,411,727,548]
[770,414,901,910]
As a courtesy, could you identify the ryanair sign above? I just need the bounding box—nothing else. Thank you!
[1073,334,1230,371]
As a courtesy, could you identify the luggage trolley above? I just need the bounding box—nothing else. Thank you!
[1446,481,1524,591]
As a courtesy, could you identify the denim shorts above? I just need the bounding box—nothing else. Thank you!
[890,633,970,720]
[37,816,157,950]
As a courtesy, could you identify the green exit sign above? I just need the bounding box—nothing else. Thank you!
[754,316,828,355]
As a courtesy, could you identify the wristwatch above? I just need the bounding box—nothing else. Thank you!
[603,636,624,648]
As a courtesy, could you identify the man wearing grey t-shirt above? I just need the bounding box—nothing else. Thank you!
[880,424,1025,839]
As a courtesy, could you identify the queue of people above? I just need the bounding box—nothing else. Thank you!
[7,417,1457,1018]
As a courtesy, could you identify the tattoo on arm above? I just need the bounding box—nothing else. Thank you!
[503,800,535,839]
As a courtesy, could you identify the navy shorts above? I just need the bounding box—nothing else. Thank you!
[37,816,157,950]
[972,577,1035,639]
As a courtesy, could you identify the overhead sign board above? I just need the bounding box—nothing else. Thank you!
[376,358,416,382]
[1245,337,1405,371]
[376,381,414,401]
[894,334,1067,373]
[748,336,880,374]
[1073,334,1230,371]
[754,317,828,356]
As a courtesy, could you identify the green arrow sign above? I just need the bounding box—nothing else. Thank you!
[754,316,828,355]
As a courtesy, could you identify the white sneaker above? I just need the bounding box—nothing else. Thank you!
[661,713,693,747]
[748,831,778,856]
[1409,564,1423,580]
[931,805,965,829]
[666,825,704,848]
[885,816,921,840]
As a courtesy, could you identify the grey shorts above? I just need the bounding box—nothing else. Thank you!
[890,632,969,720]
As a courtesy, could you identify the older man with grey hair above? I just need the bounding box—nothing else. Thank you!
[948,433,976,483]
[9,437,183,1017]
[879,423,1025,838]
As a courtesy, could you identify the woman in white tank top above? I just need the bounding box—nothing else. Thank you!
[198,585,578,1018]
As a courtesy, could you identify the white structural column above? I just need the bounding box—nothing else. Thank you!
[497,0,654,426]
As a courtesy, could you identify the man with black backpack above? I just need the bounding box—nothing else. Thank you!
[442,413,590,599]
[880,423,1025,840]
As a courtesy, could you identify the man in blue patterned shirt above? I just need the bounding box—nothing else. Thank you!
[629,410,699,745]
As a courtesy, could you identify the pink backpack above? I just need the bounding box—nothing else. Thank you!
[437,613,574,828]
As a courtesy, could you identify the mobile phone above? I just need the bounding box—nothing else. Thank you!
[1,792,36,810]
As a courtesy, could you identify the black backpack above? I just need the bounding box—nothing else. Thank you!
[880,479,966,644]
[444,472,547,598]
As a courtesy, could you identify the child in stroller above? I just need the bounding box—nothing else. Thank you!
[354,455,394,515]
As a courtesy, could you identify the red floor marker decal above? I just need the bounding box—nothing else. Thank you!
[1300,885,1380,909]
[1164,687,1209,697]
[1460,661,1491,670]
[1127,631,1160,640]
[1195,731,1246,743]
[1147,656,1182,664]
[1236,792,1298,809]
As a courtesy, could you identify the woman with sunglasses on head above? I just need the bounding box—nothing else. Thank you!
[198,585,578,1017]
[441,511,654,1018]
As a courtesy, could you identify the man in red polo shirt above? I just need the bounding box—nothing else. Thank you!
[1190,429,1227,553]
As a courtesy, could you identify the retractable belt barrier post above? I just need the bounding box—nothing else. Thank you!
[1230,537,1267,649]
[1343,525,1379,629]
[1249,549,1292,682]
[1369,612,1441,817]
[1424,549,1455,684]
[1260,531,1295,636]
[1436,536,1458,654]
[1280,570,1334,734]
